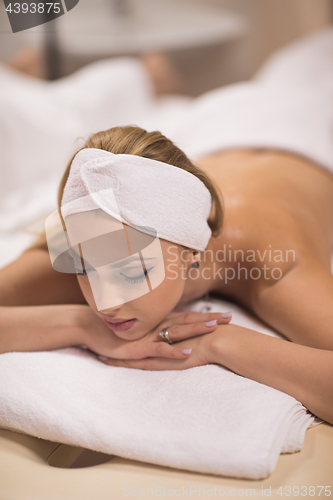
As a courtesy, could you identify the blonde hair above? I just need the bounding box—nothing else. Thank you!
[29,125,224,251]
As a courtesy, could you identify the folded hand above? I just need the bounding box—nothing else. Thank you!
[95,310,232,368]
[78,306,231,364]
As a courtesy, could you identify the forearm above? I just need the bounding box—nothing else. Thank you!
[0,305,83,354]
[210,325,333,424]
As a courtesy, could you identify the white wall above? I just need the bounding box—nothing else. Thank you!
[211,0,332,75]
[0,0,331,95]
[170,0,332,95]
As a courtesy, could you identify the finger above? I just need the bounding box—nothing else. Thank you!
[127,341,193,360]
[161,317,225,343]
[98,341,192,361]
[100,356,189,371]
[164,311,232,326]
[101,357,160,370]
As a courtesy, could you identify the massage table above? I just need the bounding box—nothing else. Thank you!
[0,424,332,499]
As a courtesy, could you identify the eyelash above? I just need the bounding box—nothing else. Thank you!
[121,268,153,284]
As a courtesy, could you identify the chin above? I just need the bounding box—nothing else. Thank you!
[112,328,148,341]
[114,332,147,342]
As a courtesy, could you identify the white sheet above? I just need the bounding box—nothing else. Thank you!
[162,28,333,173]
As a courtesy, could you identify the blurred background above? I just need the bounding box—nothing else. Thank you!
[1,0,332,96]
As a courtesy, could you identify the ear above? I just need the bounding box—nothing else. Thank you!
[190,249,201,266]
[179,247,201,267]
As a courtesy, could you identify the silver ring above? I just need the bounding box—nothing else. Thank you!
[159,327,173,345]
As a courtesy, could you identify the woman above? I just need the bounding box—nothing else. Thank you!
[1,31,333,425]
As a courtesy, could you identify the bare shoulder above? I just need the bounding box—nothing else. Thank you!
[0,249,87,306]
[251,256,333,349]
[220,199,331,307]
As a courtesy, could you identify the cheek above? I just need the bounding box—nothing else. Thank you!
[76,277,97,308]
[152,269,185,308]
[130,267,183,318]
[164,255,187,287]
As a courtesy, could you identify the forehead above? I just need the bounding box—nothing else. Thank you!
[65,209,123,247]
[65,209,162,268]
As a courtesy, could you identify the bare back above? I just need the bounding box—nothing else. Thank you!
[195,148,333,308]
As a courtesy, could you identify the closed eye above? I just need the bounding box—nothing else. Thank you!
[120,267,154,284]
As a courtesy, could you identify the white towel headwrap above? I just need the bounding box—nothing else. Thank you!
[61,148,213,251]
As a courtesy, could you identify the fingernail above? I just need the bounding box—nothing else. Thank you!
[205,319,217,327]
[220,312,232,318]
[98,355,108,361]
[182,349,192,354]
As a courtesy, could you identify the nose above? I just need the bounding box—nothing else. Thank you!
[87,273,126,311]
[88,267,150,311]
[95,285,127,312]
[99,303,124,316]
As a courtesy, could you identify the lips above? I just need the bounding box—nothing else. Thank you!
[103,318,137,332]
[104,317,132,323]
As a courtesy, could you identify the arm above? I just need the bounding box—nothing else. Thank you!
[0,303,231,358]
[0,249,90,353]
[0,249,87,306]
[209,325,333,425]
[0,249,231,357]
[0,304,85,354]
[212,260,333,424]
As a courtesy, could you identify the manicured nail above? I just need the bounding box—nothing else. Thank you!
[182,349,192,354]
[205,319,217,327]
[220,312,232,318]
[98,355,108,361]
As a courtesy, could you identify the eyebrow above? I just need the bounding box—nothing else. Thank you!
[109,256,156,269]
[71,246,156,270]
